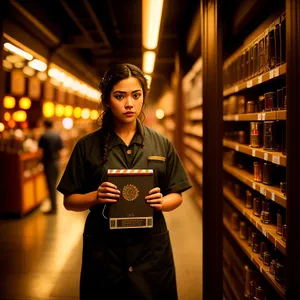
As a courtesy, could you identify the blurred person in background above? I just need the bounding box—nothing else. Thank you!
[39,119,64,214]
[57,63,192,299]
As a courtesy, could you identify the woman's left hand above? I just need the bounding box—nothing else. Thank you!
[145,187,164,210]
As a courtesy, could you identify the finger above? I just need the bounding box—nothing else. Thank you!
[150,204,163,209]
[100,199,118,203]
[98,192,120,199]
[100,182,118,189]
[145,192,162,200]
[148,187,161,194]
[147,199,162,204]
[100,187,120,194]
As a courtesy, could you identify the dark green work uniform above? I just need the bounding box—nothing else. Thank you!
[57,120,192,300]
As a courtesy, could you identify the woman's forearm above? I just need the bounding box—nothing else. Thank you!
[161,193,183,212]
[64,191,98,212]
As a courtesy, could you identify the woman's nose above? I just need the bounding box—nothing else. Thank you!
[125,97,134,108]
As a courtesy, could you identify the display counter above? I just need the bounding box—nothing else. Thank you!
[0,149,48,216]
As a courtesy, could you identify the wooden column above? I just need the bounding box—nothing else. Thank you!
[286,0,300,296]
[201,0,223,299]
[173,52,184,158]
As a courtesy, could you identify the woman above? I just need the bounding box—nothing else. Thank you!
[57,63,192,300]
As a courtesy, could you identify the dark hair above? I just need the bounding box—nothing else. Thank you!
[97,63,149,164]
[43,119,53,128]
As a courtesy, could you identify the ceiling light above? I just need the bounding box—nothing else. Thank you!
[19,97,32,110]
[142,0,164,50]
[156,109,165,119]
[3,96,16,109]
[62,118,73,130]
[4,43,33,60]
[143,51,156,74]
[23,66,35,76]
[3,60,13,70]
[28,59,47,72]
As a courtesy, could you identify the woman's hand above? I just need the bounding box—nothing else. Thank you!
[145,187,164,210]
[97,182,120,204]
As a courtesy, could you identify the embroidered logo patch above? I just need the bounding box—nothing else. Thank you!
[122,184,139,201]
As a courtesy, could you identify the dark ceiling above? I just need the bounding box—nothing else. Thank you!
[3,0,200,103]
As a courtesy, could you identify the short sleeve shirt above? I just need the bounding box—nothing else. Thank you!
[57,120,192,199]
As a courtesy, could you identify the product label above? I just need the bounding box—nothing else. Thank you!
[271,193,275,201]
[260,186,266,195]
[252,149,256,157]
[269,70,274,79]
[261,113,266,120]
[274,67,279,77]
[258,75,263,84]
[247,80,253,88]
[264,152,268,161]
[257,113,262,120]
[272,155,280,165]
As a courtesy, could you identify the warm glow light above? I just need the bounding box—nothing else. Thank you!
[28,59,47,72]
[7,119,16,128]
[143,51,156,74]
[90,110,99,120]
[0,122,4,132]
[64,105,73,117]
[23,66,35,76]
[71,80,80,91]
[63,76,73,88]
[3,96,16,109]
[37,72,47,81]
[145,74,152,88]
[4,112,11,121]
[3,60,13,70]
[14,62,25,68]
[62,117,74,130]
[142,0,164,50]
[73,107,82,118]
[43,102,55,118]
[55,104,64,117]
[12,110,27,122]
[6,55,24,63]
[81,108,90,120]
[156,109,165,119]
[4,43,33,60]
[19,97,32,110]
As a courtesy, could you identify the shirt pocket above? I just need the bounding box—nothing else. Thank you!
[147,156,167,191]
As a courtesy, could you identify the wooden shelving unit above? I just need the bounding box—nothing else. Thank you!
[223,218,286,299]
[223,63,287,97]
[223,139,287,167]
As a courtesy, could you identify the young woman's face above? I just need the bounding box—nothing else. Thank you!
[109,76,144,125]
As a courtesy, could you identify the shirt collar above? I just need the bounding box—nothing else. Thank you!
[110,119,145,148]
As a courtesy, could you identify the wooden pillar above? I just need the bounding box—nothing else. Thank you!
[173,52,184,158]
[286,0,300,296]
[201,0,223,299]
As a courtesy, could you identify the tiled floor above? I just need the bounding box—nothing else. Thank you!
[0,188,202,300]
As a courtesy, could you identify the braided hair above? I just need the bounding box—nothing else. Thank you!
[97,63,149,164]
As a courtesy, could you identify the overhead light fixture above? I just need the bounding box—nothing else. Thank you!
[3,96,16,109]
[143,51,156,74]
[19,97,32,110]
[4,43,33,60]
[142,0,164,50]
[28,59,47,72]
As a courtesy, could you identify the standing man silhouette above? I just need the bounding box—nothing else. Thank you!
[39,119,64,214]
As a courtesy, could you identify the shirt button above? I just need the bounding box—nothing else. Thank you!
[128,266,133,272]
[126,149,132,155]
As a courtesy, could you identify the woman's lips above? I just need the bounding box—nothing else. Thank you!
[124,112,134,117]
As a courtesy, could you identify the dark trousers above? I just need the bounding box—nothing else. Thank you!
[44,161,59,211]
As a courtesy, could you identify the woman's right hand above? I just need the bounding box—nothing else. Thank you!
[97,182,120,204]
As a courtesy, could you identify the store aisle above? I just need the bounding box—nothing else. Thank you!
[0,190,202,300]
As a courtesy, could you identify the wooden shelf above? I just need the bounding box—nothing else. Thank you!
[223,64,287,97]
[185,148,203,170]
[186,103,203,111]
[184,136,203,153]
[223,218,286,299]
[223,139,287,167]
[223,110,286,121]
[223,187,286,255]
[223,163,286,208]
[184,124,203,137]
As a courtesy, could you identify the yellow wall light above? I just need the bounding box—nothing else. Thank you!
[142,0,164,50]
[4,112,11,121]
[12,110,27,122]
[81,108,90,120]
[19,97,32,110]
[3,96,16,109]
[28,59,47,72]
[62,117,74,130]
[4,43,33,60]
[143,51,156,74]
[43,102,55,118]
[73,107,82,119]
[55,104,65,117]
[90,109,99,120]
[156,108,165,119]
[0,122,5,132]
[64,105,73,117]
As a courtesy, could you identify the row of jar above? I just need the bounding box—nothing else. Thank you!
[224,86,286,116]
[229,211,286,288]
[223,12,286,88]
[225,177,286,238]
